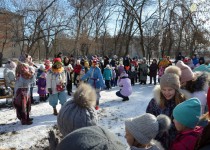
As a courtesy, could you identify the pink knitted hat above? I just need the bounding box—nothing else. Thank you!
[176,60,194,83]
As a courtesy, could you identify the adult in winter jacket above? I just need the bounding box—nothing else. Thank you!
[149,59,158,85]
[139,58,148,84]
[116,71,132,101]
[146,66,186,149]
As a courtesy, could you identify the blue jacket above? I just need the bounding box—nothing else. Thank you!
[103,68,112,80]
[81,66,105,89]
[192,57,199,66]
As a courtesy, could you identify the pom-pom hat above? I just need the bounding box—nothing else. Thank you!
[176,60,194,83]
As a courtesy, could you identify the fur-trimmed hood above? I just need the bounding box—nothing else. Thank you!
[153,85,191,105]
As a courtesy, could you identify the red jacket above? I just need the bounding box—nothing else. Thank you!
[170,126,203,150]
[74,64,82,74]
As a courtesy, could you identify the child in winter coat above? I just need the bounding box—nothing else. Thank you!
[57,83,98,136]
[128,66,137,86]
[63,56,74,96]
[111,67,117,87]
[125,113,171,150]
[36,64,45,85]
[170,98,203,150]
[103,64,112,90]
[116,71,132,101]
[37,72,47,102]
[80,59,105,110]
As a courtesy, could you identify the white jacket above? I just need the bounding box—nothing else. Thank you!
[46,69,66,94]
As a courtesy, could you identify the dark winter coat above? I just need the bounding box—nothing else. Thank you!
[146,86,178,149]
[149,63,158,77]
[123,56,131,67]
[139,63,148,81]
[110,59,116,67]
[199,145,210,150]
[128,70,137,79]
[104,56,110,68]
[37,77,47,95]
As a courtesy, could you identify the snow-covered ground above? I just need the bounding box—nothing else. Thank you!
[0,66,154,149]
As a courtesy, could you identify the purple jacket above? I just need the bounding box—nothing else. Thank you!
[118,65,125,76]
[118,76,132,96]
[37,77,46,95]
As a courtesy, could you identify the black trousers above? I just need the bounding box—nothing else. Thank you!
[105,80,111,89]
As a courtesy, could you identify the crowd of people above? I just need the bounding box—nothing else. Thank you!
[1,52,210,149]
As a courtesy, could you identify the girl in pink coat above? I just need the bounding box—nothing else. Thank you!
[116,71,132,101]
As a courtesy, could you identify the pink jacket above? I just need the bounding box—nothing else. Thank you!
[170,126,203,150]
[117,75,132,97]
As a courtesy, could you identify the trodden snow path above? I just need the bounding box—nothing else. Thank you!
[0,81,154,149]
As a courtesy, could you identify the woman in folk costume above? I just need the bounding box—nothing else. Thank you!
[13,54,36,125]
[81,59,105,110]
[63,56,74,96]
[47,58,67,115]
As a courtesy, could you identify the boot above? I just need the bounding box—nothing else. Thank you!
[53,107,58,116]
[122,97,129,101]
[21,119,33,125]
[67,91,71,96]
[95,105,99,110]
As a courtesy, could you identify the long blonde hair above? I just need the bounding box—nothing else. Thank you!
[159,90,185,108]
